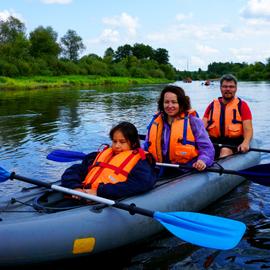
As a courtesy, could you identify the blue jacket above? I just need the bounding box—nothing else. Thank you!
[61,152,157,199]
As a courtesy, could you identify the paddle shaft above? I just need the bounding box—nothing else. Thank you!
[9,173,154,217]
[214,143,270,153]
[156,162,247,177]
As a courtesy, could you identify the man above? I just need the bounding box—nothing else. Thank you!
[202,74,253,158]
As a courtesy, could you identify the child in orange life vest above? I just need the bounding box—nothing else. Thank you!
[61,122,157,199]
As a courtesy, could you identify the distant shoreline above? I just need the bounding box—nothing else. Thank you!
[0,75,172,90]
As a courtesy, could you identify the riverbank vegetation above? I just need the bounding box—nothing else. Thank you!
[177,60,270,81]
[0,75,171,90]
[0,16,269,90]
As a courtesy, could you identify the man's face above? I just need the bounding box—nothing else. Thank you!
[220,80,237,101]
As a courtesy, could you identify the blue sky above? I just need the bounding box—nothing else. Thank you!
[1,0,270,71]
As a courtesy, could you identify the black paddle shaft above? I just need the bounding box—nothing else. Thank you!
[113,202,154,218]
[214,143,270,153]
[10,173,52,189]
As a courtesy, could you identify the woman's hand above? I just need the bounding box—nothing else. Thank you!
[192,159,206,171]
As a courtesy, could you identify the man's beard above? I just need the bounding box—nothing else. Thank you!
[223,93,234,101]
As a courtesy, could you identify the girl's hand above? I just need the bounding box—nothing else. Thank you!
[72,188,84,199]
[192,159,206,171]
[85,189,97,196]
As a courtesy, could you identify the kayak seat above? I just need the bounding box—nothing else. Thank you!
[33,190,98,213]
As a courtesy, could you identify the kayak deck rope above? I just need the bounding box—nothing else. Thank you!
[0,198,41,217]
[212,162,225,175]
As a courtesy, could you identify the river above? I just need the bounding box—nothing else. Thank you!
[1,81,270,269]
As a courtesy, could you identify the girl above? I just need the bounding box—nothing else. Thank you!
[61,122,156,199]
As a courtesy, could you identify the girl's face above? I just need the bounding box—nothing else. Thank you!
[163,92,180,117]
[111,130,132,154]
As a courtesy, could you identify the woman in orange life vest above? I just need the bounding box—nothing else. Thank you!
[144,85,214,177]
[61,122,156,199]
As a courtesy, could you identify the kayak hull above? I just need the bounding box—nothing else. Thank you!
[0,142,261,266]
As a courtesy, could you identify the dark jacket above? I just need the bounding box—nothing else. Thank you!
[61,152,157,199]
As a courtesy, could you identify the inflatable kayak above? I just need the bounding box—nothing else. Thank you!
[0,142,261,266]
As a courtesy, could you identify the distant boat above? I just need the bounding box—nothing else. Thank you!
[204,80,211,86]
[183,77,192,83]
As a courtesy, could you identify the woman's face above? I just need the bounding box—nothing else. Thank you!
[163,92,180,117]
[111,130,132,155]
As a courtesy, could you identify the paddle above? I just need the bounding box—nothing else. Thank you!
[0,166,245,250]
[156,162,270,187]
[213,143,270,153]
[46,149,270,186]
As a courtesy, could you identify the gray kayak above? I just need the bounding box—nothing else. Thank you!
[0,141,261,266]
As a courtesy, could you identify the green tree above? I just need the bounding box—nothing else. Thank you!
[152,48,169,64]
[114,44,133,62]
[132,43,154,60]
[29,26,60,58]
[0,16,26,43]
[0,16,30,75]
[103,47,115,64]
[60,29,85,61]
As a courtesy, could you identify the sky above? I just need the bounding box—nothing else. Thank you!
[1,0,270,71]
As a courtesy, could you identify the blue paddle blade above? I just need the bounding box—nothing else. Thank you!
[238,163,270,186]
[154,211,246,250]
[0,167,11,182]
[46,149,86,162]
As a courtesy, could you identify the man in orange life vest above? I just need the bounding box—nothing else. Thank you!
[203,74,253,158]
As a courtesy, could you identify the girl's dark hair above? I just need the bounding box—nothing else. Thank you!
[109,122,140,149]
[158,85,191,114]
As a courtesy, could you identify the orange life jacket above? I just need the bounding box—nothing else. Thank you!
[82,147,146,190]
[206,97,243,138]
[147,110,199,163]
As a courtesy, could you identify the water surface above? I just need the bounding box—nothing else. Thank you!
[1,81,270,269]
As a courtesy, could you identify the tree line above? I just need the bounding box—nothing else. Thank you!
[0,16,175,80]
[177,60,270,81]
[1,16,270,81]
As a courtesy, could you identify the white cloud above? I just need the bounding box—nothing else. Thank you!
[229,47,270,63]
[41,0,72,4]
[0,9,24,22]
[229,47,254,62]
[196,44,219,55]
[190,56,206,70]
[240,0,270,20]
[176,12,193,21]
[102,12,139,37]
[88,12,139,46]
[146,22,235,44]
[91,29,120,44]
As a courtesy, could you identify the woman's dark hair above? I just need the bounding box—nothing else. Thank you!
[109,122,140,149]
[158,85,191,114]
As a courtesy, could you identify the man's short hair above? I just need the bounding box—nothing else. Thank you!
[220,74,237,86]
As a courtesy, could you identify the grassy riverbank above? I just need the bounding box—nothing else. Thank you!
[0,75,172,90]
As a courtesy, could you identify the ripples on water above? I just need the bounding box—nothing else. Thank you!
[1,81,270,269]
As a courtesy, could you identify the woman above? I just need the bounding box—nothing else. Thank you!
[144,85,214,176]
[61,122,156,199]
